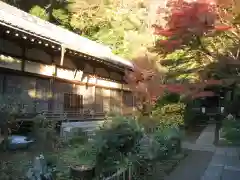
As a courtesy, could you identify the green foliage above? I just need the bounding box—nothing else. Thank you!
[224,97,240,116]
[52,8,70,27]
[29,5,49,20]
[29,4,70,27]
[26,0,149,59]
[76,2,149,58]
[137,126,181,161]
[26,154,56,180]
[31,115,64,152]
[0,95,25,115]
[27,113,184,179]
[153,127,181,153]
[68,128,88,146]
[6,0,151,59]
[59,114,182,177]
[183,101,207,128]
[152,103,186,127]
[93,115,143,172]
[221,117,240,145]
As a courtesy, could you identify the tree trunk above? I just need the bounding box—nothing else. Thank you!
[47,0,55,23]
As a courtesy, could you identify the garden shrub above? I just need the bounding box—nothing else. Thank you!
[221,116,240,145]
[68,128,88,146]
[57,114,183,179]
[137,116,160,132]
[92,115,144,173]
[153,127,181,155]
[152,103,185,127]
[132,126,182,179]
[224,98,240,117]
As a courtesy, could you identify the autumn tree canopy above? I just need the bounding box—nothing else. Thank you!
[152,0,231,53]
[126,0,240,108]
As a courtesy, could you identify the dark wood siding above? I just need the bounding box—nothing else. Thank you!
[122,91,134,115]
[95,87,103,113]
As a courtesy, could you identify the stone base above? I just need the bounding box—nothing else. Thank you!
[60,121,104,140]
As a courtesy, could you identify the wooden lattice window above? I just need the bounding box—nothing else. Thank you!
[122,91,134,107]
[110,89,121,113]
[64,93,83,111]
[122,91,134,114]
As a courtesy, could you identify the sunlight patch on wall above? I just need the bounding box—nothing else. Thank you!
[57,68,75,80]
[25,61,55,76]
[0,54,21,70]
[28,89,36,98]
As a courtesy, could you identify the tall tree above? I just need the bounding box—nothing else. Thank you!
[125,0,240,114]
[3,0,151,58]
[151,0,240,88]
[69,0,151,58]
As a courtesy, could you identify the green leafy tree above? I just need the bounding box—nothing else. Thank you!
[69,0,151,58]
[4,0,152,59]
[29,5,49,20]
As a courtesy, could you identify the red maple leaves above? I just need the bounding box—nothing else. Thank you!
[125,55,165,105]
[125,54,222,107]
[125,0,234,112]
[152,0,231,51]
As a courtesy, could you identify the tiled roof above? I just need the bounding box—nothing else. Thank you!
[0,1,133,68]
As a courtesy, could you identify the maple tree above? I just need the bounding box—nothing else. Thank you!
[125,0,240,114]
[152,0,231,52]
[151,0,239,94]
[125,54,165,115]
[124,53,220,115]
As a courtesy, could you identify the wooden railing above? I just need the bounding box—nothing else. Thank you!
[102,166,132,180]
[15,109,136,122]
[15,109,106,122]
[41,109,106,121]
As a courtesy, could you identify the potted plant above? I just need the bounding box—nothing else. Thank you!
[70,165,95,180]
[68,144,97,180]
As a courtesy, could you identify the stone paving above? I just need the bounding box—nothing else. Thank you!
[165,150,213,180]
[167,124,240,180]
[201,147,240,180]
[182,124,216,152]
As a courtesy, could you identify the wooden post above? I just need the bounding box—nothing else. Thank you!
[121,86,124,115]
[49,56,55,111]
[93,67,97,113]
[21,47,26,71]
[128,166,131,180]
[60,45,65,66]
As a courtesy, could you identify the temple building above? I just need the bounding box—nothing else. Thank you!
[0,1,135,121]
